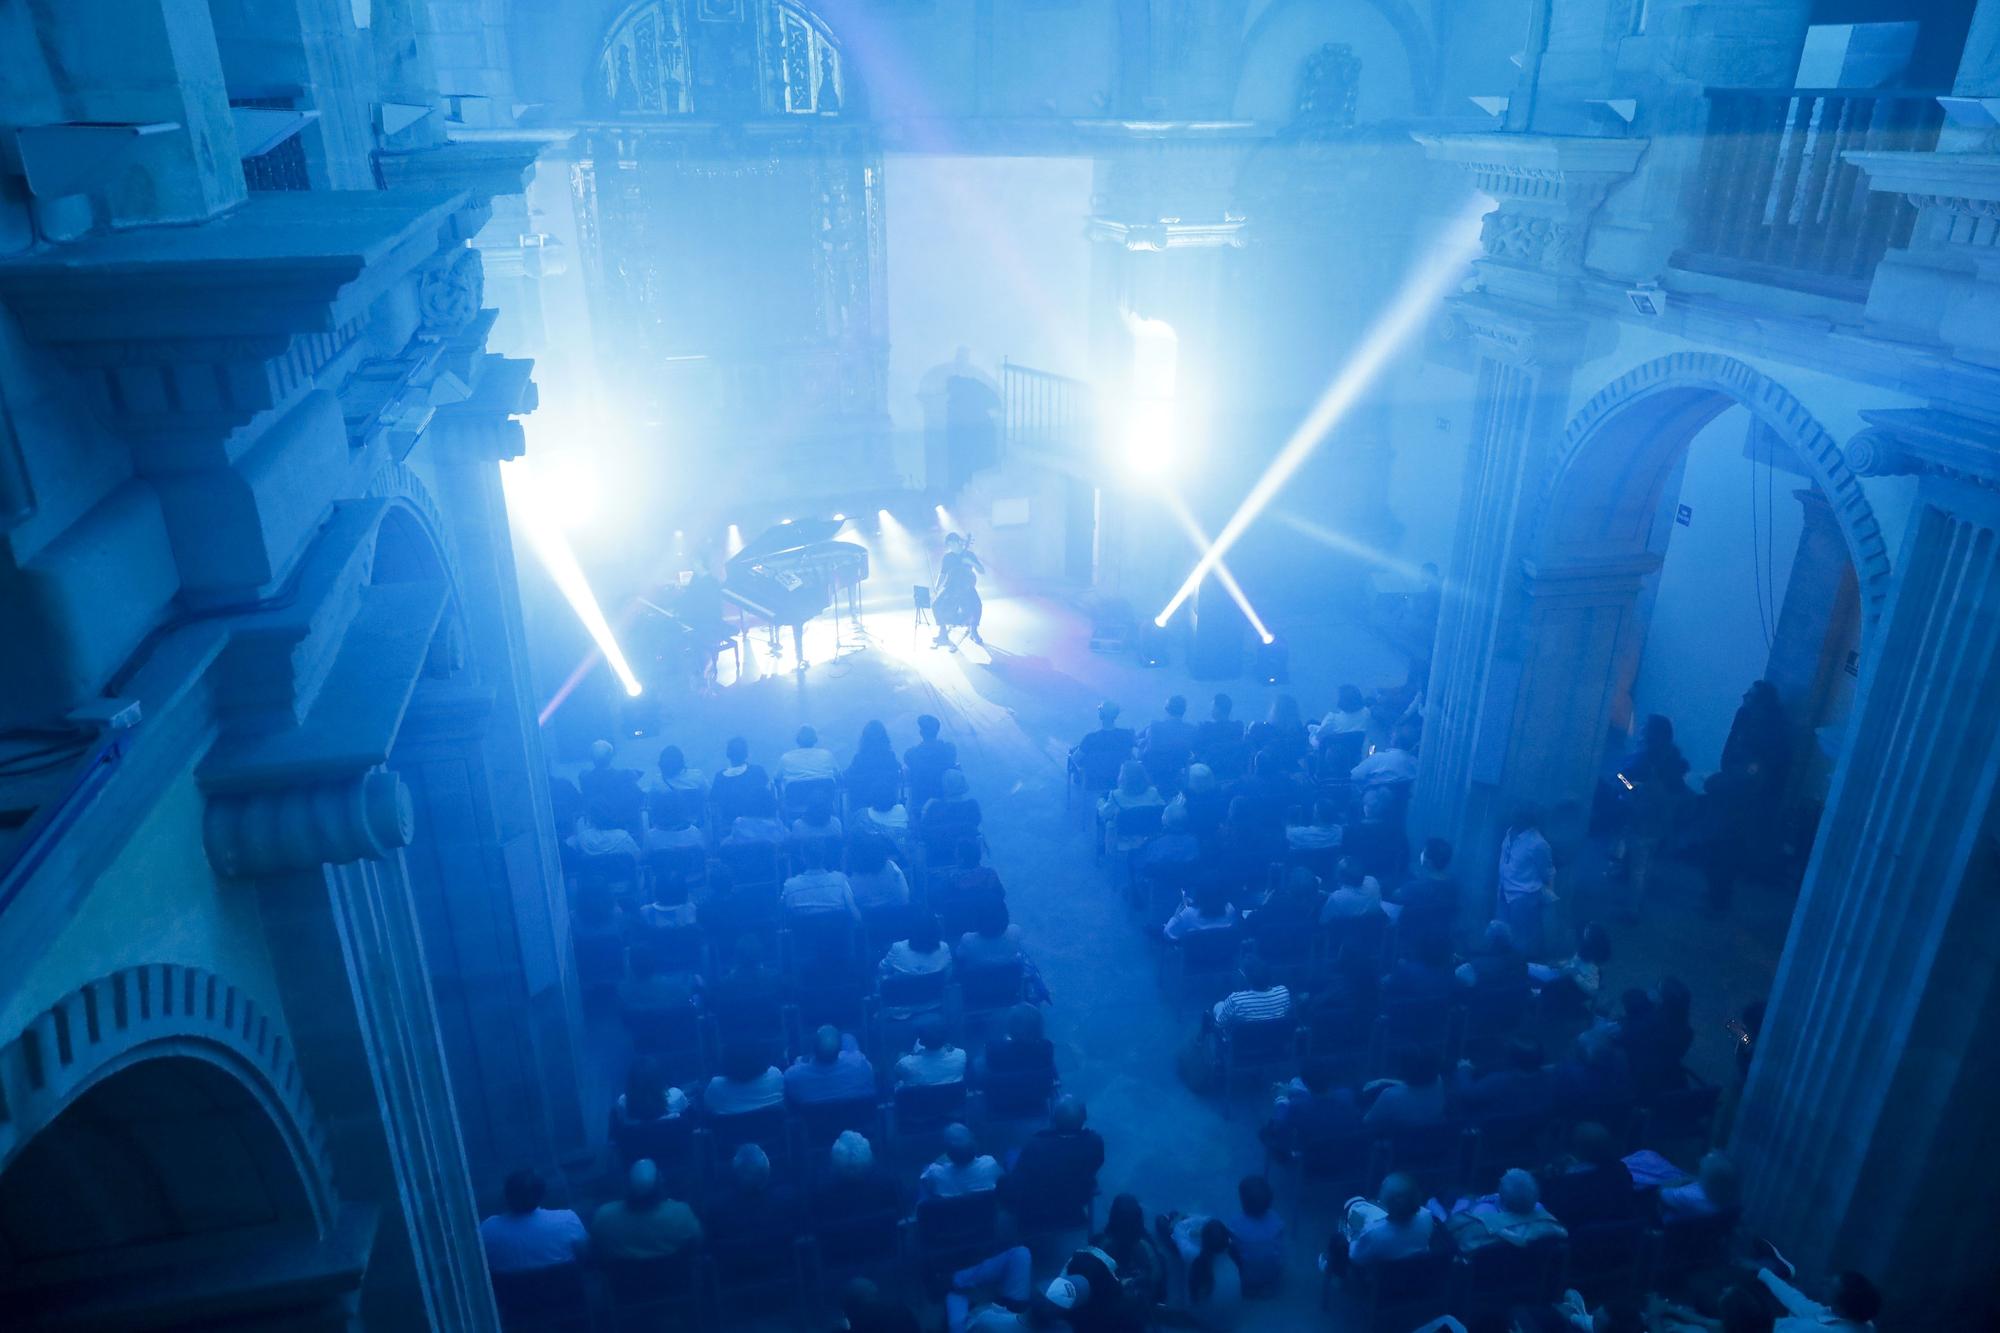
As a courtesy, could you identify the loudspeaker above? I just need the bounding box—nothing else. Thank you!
[1188,582,1245,680]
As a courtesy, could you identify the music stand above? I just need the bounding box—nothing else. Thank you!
[913,584,932,629]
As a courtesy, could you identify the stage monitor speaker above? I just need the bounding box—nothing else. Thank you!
[1188,583,1245,680]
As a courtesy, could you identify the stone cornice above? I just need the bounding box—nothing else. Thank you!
[1847,151,2000,207]
[1413,132,1648,203]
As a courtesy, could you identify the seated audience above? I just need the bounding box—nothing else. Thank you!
[789,798,843,850]
[1457,919,1530,990]
[1318,856,1384,923]
[776,724,839,788]
[895,1015,968,1087]
[1616,976,1694,1098]
[1379,935,1455,1011]
[780,842,860,920]
[956,896,1028,970]
[846,833,910,917]
[920,1122,1003,1199]
[1529,920,1611,1005]
[983,1003,1057,1081]
[1454,1037,1554,1120]
[813,1131,904,1226]
[1164,879,1237,942]
[784,1025,876,1104]
[590,1158,702,1262]
[619,944,698,1027]
[857,790,911,845]
[1390,837,1459,961]
[637,872,698,935]
[1241,868,1318,964]
[646,745,706,830]
[842,1280,925,1333]
[721,787,787,847]
[1758,1267,1880,1332]
[947,1251,1082,1332]
[1349,719,1420,790]
[1551,1030,1637,1112]
[612,1055,691,1136]
[881,913,954,980]
[1168,1216,1243,1327]
[1659,1149,1740,1221]
[1263,1059,1362,1157]
[571,799,641,864]
[923,769,984,840]
[711,737,772,825]
[1540,1121,1641,1227]
[1339,1172,1436,1269]
[703,1043,784,1116]
[932,840,1005,933]
[1246,694,1310,771]
[1141,693,1199,758]
[1312,684,1372,746]
[1443,1168,1567,1252]
[1363,1047,1449,1132]
[704,1143,795,1242]
[1099,758,1164,825]
[1091,1194,1171,1309]
[1163,763,1227,837]
[844,719,903,809]
[1212,958,1293,1035]
[480,1168,588,1273]
[643,799,706,856]
[1495,805,1555,955]
[1284,798,1344,852]
[581,739,646,837]
[1195,693,1245,764]
[706,935,783,1026]
[1001,1096,1104,1213]
[1226,1174,1287,1294]
[1072,701,1137,780]
[903,714,959,809]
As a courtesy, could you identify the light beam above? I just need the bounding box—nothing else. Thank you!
[502,460,644,698]
[1155,202,1486,626]
[1156,489,1274,643]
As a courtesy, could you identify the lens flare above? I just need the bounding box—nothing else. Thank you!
[503,460,643,698]
[1156,202,1486,627]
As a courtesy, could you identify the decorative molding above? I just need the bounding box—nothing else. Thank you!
[204,769,415,878]
[1549,352,1894,629]
[0,963,336,1228]
[1848,152,2000,249]
[1849,407,2000,490]
[1432,297,1585,370]
[418,248,487,338]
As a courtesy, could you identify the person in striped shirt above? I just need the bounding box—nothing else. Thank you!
[1211,958,1294,1031]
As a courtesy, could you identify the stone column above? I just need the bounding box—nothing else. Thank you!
[1733,414,2000,1329]
[413,358,588,1174]
[217,772,499,1333]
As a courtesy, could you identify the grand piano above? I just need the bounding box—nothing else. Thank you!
[722,518,869,666]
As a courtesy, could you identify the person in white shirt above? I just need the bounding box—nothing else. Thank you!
[1350,727,1420,789]
[895,1016,968,1087]
[919,1122,1002,1198]
[1313,684,1372,746]
[1339,1172,1435,1269]
[1759,1267,1880,1332]
[775,725,839,787]
[480,1169,589,1273]
[1496,805,1556,955]
[1443,1169,1567,1252]
[1318,857,1383,922]
[781,844,861,921]
[571,802,641,862]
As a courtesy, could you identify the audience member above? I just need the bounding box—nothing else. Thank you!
[1349,719,1420,790]
[1002,1096,1104,1214]
[1617,976,1694,1098]
[956,896,1027,969]
[813,1131,904,1227]
[643,794,706,856]
[612,1055,690,1136]
[784,1025,876,1104]
[923,769,984,839]
[1379,934,1455,1011]
[896,1015,968,1087]
[1247,694,1309,771]
[1318,857,1383,923]
[721,786,786,847]
[775,724,839,787]
[1242,868,1318,964]
[779,841,860,920]
[1758,1267,1880,1332]
[480,1168,588,1273]
[842,1279,924,1333]
[704,1043,784,1116]
[1457,919,1530,990]
[1263,1059,1362,1157]
[646,744,706,830]
[1540,1121,1641,1227]
[1659,1150,1739,1221]
[1092,1194,1170,1309]
[1284,798,1344,852]
[706,934,783,1026]
[1619,714,1692,918]
[847,833,910,917]
[704,1143,795,1242]
[1164,879,1237,942]
[1073,701,1137,780]
[1226,1174,1286,1293]
[1142,694,1199,757]
[1496,805,1555,954]
[858,789,911,845]
[571,799,641,863]
[1163,763,1228,838]
[845,719,903,809]
[711,737,772,825]
[580,739,646,836]
[1195,693,1245,764]
[881,913,954,980]
[1313,684,1372,746]
[920,1122,1003,1198]
[788,796,843,851]
[619,943,697,1027]
[1390,837,1458,961]
[1167,1215,1243,1327]
[1455,1037,1553,1120]
[1339,1171,1436,1268]
[590,1158,702,1262]
[1099,759,1164,831]
[904,714,960,808]
[1212,958,1293,1035]
[1363,1046,1449,1132]
[983,1003,1057,1080]
[1529,921,1611,1006]
[1443,1168,1567,1253]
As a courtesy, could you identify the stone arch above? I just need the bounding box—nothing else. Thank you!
[1235,0,1437,120]
[0,964,335,1233]
[595,0,850,117]
[367,463,471,679]
[1540,352,1892,636]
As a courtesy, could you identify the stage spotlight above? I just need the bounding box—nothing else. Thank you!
[1155,200,1487,628]
[832,512,846,522]
[1256,635,1290,685]
[502,461,644,699]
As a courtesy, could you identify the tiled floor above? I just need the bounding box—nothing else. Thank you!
[554,571,1798,1328]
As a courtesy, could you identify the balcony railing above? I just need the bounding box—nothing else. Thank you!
[1001,360,1091,464]
[1678,87,1945,300]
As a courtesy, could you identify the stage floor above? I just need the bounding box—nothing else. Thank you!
[553,570,1793,1328]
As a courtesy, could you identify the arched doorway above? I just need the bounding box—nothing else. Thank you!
[1494,353,1890,863]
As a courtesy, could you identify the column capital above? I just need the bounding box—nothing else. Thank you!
[1849,405,2000,490]
[1414,132,1647,308]
[1432,293,1591,370]
[425,355,537,462]
[1520,552,1662,599]
[1850,152,2000,366]
[203,769,414,878]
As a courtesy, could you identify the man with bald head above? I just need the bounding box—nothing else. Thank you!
[589,1158,702,1262]
[1001,1096,1104,1219]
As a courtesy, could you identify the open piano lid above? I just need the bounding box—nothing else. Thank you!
[730,518,846,566]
